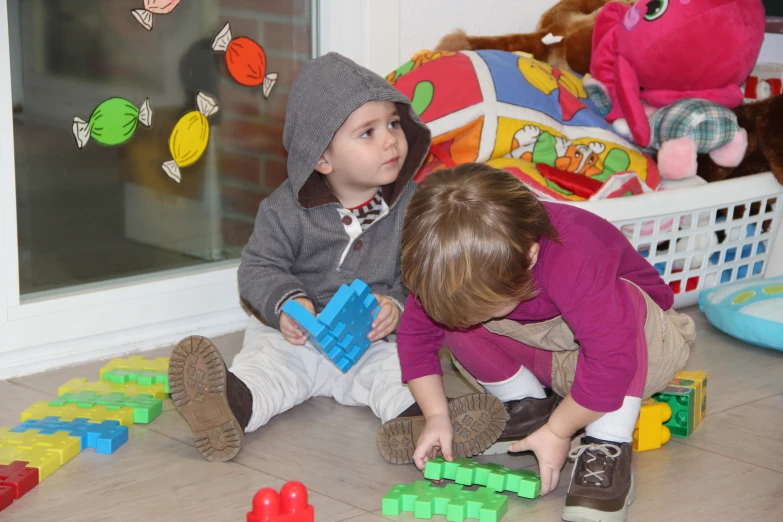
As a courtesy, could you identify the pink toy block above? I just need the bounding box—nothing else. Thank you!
[247,481,314,522]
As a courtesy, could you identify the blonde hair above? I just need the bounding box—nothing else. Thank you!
[402,163,558,328]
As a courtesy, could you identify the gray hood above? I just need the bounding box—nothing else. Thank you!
[282,52,431,209]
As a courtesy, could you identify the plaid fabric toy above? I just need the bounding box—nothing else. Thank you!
[645,98,739,154]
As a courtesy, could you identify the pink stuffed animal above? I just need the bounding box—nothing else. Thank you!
[590,0,766,148]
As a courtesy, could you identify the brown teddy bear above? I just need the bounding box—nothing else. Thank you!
[697,95,783,185]
[435,0,633,75]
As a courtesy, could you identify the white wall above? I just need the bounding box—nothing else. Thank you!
[398,0,559,61]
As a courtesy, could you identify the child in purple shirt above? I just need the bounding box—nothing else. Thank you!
[391,163,696,522]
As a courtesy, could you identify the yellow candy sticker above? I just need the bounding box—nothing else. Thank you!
[162,92,219,183]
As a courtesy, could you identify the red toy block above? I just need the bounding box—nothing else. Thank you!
[247,481,314,522]
[0,461,39,499]
[0,486,13,513]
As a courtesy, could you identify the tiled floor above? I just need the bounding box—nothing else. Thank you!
[2,307,782,521]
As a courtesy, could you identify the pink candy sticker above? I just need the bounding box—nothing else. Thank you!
[131,0,181,31]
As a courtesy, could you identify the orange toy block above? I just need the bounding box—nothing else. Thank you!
[632,400,672,452]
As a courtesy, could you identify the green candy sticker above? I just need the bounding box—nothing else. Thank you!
[73,97,153,149]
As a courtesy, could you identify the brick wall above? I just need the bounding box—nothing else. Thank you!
[217,0,311,250]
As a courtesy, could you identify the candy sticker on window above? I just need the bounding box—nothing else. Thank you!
[73,98,153,149]
[212,22,278,97]
[162,92,219,183]
[132,0,181,31]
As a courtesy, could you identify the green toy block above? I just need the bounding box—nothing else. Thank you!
[49,391,162,424]
[383,481,437,516]
[101,369,169,393]
[414,483,466,519]
[424,457,541,499]
[652,385,695,438]
[382,481,507,522]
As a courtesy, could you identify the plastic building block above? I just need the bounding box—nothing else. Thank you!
[424,457,541,499]
[50,391,162,424]
[21,401,135,427]
[99,355,170,393]
[382,480,508,522]
[59,377,168,399]
[0,461,38,499]
[652,370,708,438]
[632,400,672,452]
[11,418,128,454]
[0,486,12,513]
[652,385,695,438]
[0,429,81,466]
[0,429,82,481]
[671,370,707,428]
[247,481,314,522]
[0,445,59,483]
[281,279,379,373]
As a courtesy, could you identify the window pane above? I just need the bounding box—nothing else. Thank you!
[8,0,315,295]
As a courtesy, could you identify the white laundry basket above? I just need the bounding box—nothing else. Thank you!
[569,172,783,309]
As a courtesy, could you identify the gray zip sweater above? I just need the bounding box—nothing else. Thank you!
[238,53,432,329]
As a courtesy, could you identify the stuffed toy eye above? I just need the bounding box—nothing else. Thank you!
[644,0,669,21]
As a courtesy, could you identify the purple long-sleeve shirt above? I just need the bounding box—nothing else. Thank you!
[397,201,674,412]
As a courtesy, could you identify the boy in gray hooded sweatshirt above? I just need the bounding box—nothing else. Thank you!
[168,53,507,464]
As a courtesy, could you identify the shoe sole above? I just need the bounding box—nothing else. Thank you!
[480,440,513,456]
[562,475,635,522]
[376,393,507,464]
[168,336,244,462]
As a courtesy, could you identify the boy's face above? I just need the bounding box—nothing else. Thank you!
[317,101,408,194]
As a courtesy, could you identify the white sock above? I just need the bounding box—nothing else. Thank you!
[585,396,642,443]
[477,366,546,402]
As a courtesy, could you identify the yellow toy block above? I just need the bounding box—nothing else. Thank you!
[21,401,135,427]
[99,355,169,377]
[0,429,81,465]
[0,444,61,482]
[672,370,707,428]
[58,377,168,399]
[633,400,672,452]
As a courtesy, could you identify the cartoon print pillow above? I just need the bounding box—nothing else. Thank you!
[699,275,783,351]
[387,49,660,201]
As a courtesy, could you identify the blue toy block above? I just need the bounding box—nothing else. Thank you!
[11,417,128,454]
[281,279,379,373]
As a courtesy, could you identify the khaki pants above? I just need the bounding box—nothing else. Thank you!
[453,283,696,401]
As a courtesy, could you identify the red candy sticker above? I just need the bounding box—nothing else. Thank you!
[212,22,278,97]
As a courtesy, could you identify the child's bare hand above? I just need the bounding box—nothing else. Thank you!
[508,423,571,495]
[412,413,454,471]
[280,297,316,345]
[369,294,400,342]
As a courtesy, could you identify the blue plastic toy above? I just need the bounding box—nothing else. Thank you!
[281,279,379,372]
[699,274,783,352]
[11,417,129,454]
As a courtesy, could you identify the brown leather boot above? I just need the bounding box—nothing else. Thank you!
[562,436,635,522]
[482,390,562,455]
[376,393,507,464]
[168,336,253,462]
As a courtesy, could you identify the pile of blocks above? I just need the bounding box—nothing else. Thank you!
[633,370,708,452]
[383,457,542,522]
[0,355,170,513]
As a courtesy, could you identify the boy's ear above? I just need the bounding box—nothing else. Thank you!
[314,156,333,175]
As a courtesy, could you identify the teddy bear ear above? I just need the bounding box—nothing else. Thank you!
[590,2,631,80]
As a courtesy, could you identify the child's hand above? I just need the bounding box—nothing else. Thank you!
[280,297,316,345]
[508,423,571,495]
[369,294,401,342]
[412,413,454,471]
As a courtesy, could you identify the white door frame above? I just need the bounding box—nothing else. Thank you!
[0,0,401,379]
